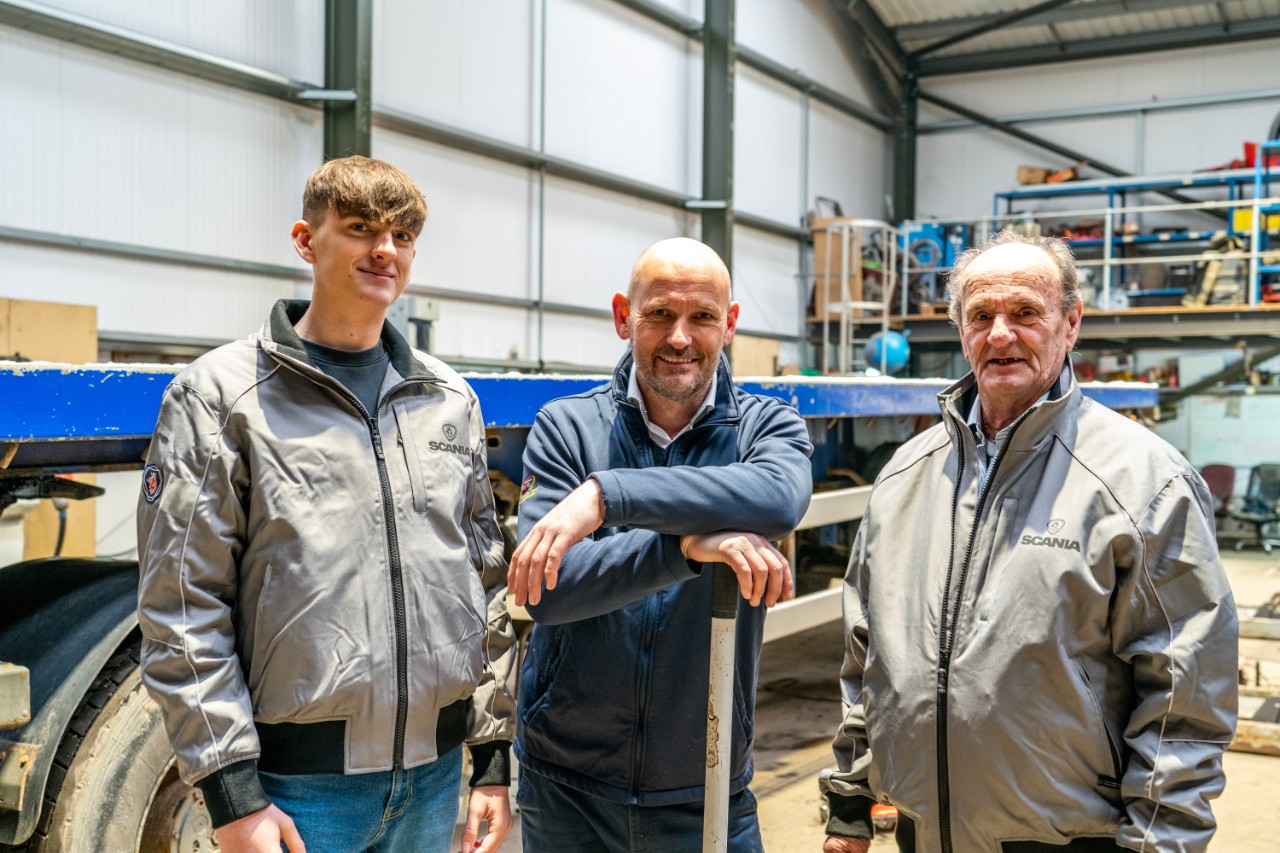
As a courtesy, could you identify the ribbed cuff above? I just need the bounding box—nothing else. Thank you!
[468,741,512,787]
[194,758,271,829]
[592,472,622,527]
[664,533,703,579]
[825,792,875,839]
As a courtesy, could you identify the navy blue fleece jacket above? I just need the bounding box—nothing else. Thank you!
[513,351,813,805]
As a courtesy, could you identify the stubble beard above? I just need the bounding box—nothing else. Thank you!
[637,348,718,403]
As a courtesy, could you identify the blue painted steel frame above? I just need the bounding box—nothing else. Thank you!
[0,365,1157,471]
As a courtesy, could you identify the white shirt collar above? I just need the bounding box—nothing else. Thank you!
[627,364,718,449]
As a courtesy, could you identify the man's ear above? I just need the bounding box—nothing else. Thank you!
[612,292,631,341]
[1064,299,1084,349]
[291,220,315,265]
[723,302,740,345]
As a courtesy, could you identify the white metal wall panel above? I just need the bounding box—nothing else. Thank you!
[374,0,535,147]
[1,27,319,268]
[916,116,1136,221]
[1142,104,1272,175]
[543,0,696,194]
[734,67,805,227]
[738,0,878,108]
[0,242,292,343]
[374,132,535,301]
[807,102,892,220]
[541,177,693,308]
[29,0,324,83]
[539,312,625,369]
[428,301,535,365]
[731,227,801,338]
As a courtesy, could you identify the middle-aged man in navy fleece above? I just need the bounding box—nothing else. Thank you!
[506,237,814,852]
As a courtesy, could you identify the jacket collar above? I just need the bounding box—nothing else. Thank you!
[611,348,740,425]
[262,299,437,382]
[939,357,1080,452]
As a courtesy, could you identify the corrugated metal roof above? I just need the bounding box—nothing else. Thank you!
[873,0,1280,61]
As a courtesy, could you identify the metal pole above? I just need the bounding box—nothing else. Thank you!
[701,0,735,269]
[536,0,549,368]
[1102,207,1114,307]
[323,0,372,159]
[704,567,738,853]
[892,75,918,222]
[701,1,735,846]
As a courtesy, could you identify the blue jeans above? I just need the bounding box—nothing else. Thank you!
[259,747,462,853]
[517,767,764,853]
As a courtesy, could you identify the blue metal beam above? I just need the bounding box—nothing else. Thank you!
[0,365,1157,470]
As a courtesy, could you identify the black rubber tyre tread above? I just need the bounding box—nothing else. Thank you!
[4,636,141,852]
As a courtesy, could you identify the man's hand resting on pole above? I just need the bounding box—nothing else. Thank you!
[679,532,793,607]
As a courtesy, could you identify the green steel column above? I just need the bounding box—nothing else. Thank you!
[701,0,734,271]
[892,74,918,222]
[324,0,372,159]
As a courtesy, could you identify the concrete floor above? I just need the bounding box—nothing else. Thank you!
[462,549,1280,851]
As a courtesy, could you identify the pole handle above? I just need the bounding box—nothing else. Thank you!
[711,563,737,620]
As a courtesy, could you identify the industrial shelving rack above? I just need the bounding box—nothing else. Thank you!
[988,149,1280,309]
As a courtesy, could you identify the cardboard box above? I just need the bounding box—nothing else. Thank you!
[809,215,865,320]
[1,298,99,559]
[730,335,779,377]
[1017,166,1050,184]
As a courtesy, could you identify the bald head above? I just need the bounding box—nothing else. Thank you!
[628,238,732,305]
[612,237,740,416]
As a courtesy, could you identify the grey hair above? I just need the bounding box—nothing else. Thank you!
[945,230,1080,324]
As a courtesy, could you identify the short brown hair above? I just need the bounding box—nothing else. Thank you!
[302,156,428,236]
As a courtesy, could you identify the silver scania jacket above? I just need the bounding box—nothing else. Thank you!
[821,369,1237,853]
[137,300,514,823]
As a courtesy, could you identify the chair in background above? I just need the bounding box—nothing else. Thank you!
[1199,464,1236,517]
[1229,463,1280,552]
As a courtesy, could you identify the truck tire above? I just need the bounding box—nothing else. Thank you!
[18,641,217,852]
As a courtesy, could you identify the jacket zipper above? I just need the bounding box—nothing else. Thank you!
[267,348,442,768]
[274,355,424,770]
[368,417,411,769]
[362,379,425,770]
[630,597,660,802]
[629,432,668,802]
[936,406,1032,853]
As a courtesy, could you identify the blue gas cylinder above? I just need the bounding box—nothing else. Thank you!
[864,330,910,374]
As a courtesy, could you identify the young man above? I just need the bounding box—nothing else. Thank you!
[820,232,1237,853]
[507,238,814,851]
[137,156,514,853]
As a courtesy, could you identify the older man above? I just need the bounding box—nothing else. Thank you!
[820,231,1237,853]
[507,237,813,852]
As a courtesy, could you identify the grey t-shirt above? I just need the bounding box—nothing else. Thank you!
[301,338,390,417]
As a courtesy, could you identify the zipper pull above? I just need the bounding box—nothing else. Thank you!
[370,424,385,460]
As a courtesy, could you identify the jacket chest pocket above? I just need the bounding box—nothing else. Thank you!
[393,399,470,515]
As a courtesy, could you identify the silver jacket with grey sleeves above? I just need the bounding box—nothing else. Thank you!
[820,369,1237,853]
[137,300,514,827]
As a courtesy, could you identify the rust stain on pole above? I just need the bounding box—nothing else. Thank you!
[706,696,721,769]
